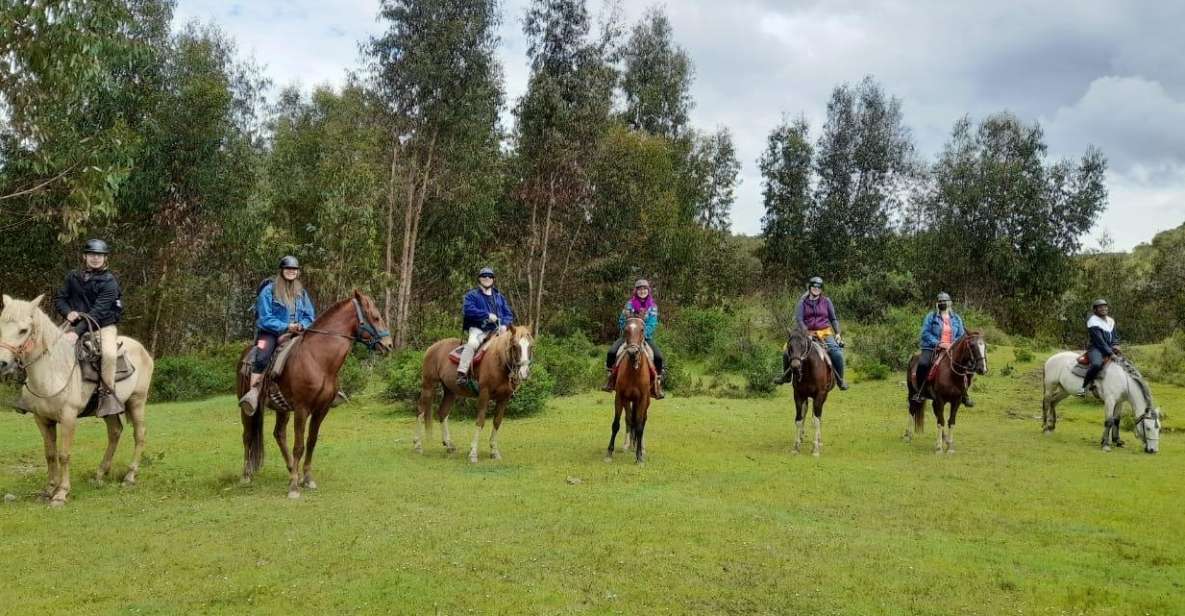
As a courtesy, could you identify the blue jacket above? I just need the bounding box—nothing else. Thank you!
[618,301,659,340]
[1087,315,1120,357]
[462,288,514,332]
[256,281,315,336]
[920,310,965,351]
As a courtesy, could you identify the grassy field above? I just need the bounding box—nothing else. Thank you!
[1,347,1183,615]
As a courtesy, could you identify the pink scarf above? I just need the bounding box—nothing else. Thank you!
[629,293,655,314]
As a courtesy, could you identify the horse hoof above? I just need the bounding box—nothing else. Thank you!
[303,480,317,490]
[240,476,252,486]
[604,455,613,463]
[1102,446,1111,452]
[49,499,66,508]
[446,445,457,455]
[468,454,478,464]
[122,475,136,486]
[946,449,956,455]
[491,452,502,461]
[287,490,301,500]
[812,450,820,458]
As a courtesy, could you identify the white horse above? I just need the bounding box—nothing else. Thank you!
[1042,351,1161,453]
[0,295,154,505]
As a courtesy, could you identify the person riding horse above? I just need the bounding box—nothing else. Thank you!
[777,276,848,390]
[53,239,124,417]
[603,279,665,399]
[457,266,515,388]
[1078,298,1121,397]
[911,292,975,407]
[239,256,316,414]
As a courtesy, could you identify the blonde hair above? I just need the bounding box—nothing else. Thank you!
[272,273,304,309]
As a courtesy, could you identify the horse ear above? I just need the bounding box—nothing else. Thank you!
[31,294,44,307]
[1,294,9,308]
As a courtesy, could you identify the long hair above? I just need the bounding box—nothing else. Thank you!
[272,273,304,310]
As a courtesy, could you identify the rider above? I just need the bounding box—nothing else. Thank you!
[1078,298,1120,397]
[54,239,124,416]
[778,276,848,390]
[602,279,665,399]
[911,292,975,407]
[458,267,514,387]
[238,256,316,414]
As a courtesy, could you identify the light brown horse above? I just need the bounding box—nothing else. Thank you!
[237,290,390,498]
[0,295,154,506]
[415,325,533,463]
[605,316,653,464]
[905,332,987,453]
[784,325,833,456]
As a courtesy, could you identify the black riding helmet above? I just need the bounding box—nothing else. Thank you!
[808,276,823,289]
[279,255,300,269]
[83,239,111,255]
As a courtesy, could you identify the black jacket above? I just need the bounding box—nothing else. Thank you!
[54,269,123,335]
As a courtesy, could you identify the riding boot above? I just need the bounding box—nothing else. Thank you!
[239,373,263,416]
[961,393,975,407]
[330,390,349,408]
[96,386,124,417]
[652,372,665,400]
[602,369,615,392]
[774,354,790,385]
[457,371,470,388]
[835,373,848,391]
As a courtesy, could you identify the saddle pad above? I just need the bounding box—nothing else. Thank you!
[79,353,135,385]
[612,343,657,380]
[448,340,490,366]
[270,336,302,378]
[1070,364,1089,379]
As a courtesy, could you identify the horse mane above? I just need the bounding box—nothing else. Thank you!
[307,296,354,330]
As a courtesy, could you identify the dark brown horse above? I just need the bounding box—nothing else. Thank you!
[415,325,534,463]
[237,290,391,498]
[905,332,987,453]
[605,316,653,464]
[784,325,833,456]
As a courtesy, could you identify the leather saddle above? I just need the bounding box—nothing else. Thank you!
[448,334,495,367]
[240,334,302,380]
[1071,353,1110,379]
[77,333,135,385]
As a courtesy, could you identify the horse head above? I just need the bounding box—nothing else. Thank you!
[0,294,46,376]
[958,331,988,375]
[623,315,646,367]
[786,325,812,375]
[505,324,534,382]
[1135,406,1162,454]
[352,290,393,353]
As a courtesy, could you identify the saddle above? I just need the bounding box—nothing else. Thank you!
[611,342,658,380]
[77,333,135,385]
[240,334,302,380]
[1070,353,1110,379]
[447,334,495,368]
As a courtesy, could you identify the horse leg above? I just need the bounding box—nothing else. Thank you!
[933,400,946,454]
[439,392,457,454]
[946,403,959,454]
[50,414,78,506]
[34,415,58,498]
[489,400,508,460]
[606,394,624,462]
[635,397,650,465]
[812,397,824,457]
[414,385,434,454]
[288,408,309,498]
[273,410,294,474]
[793,393,806,454]
[301,407,330,490]
[469,392,491,464]
[122,392,148,486]
[95,414,124,482]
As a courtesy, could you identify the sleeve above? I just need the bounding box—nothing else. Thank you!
[54,275,73,319]
[794,296,806,329]
[79,276,121,334]
[256,285,289,335]
[827,298,840,335]
[953,314,966,341]
[498,294,514,326]
[920,313,936,349]
[617,302,629,332]
[297,291,316,328]
[462,290,487,322]
[1089,327,1114,356]
[644,305,658,339]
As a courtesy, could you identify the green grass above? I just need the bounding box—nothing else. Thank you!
[1,347,1183,614]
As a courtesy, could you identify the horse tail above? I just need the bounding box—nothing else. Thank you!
[244,402,265,475]
[912,402,925,434]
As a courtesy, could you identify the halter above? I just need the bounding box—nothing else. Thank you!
[1,317,79,400]
[949,336,984,377]
[505,332,532,387]
[785,331,819,384]
[305,298,390,351]
[623,317,646,368]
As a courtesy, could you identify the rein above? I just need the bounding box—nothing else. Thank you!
[949,338,981,378]
[4,316,80,400]
[304,298,390,351]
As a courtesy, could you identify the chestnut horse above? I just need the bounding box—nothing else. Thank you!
[784,325,833,456]
[605,316,653,464]
[415,325,533,463]
[237,290,390,498]
[905,332,987,453]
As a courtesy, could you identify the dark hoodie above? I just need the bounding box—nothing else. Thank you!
[54,269,123,335]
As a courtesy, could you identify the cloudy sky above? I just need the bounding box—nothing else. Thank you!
[174,0,1185,250]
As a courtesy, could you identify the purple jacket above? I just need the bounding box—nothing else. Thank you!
[795,294,840,334]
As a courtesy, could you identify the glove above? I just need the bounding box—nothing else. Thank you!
[498,325,507,334]
[487,313,499,323]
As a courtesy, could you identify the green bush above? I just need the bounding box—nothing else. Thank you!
[848,307,918,372]
[860,363,890,381]
[667,306,732,358]
[152,355,231,402]
[740,349,780,396]
[506,363,555,416]
[384,349,426,405]
[1013,347,1034,363]
[534,332,600,396]
[829,271,920,322]
[337,353,367,396]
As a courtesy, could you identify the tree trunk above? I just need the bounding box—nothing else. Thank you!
[149,260,170,357]
[383,143,400,327]
[533,173,556,333]
[393,131,437,349]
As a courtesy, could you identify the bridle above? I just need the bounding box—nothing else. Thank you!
[505,331,532,387]
[304,298,390,352]
[624,317,645,369]
[785,331,817,383]
[949,335,985,377]
[0,317,78,399]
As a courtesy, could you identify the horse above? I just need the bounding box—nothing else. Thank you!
[1042,351,1161,453]
[0,295,154,506]
[905,332,987,454]
[415,325,533,463]
[605,316,653,464]
[784,325,833,456]
[237,290,391,498]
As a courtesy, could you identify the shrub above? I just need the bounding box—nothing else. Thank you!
[848,307,919,372]
[861,363,890,381]
[384,349,426,405]
[667,306,732,358]
[337,353,367,396]
[740,349,780,396]
[534,332,600,396]
[152,355,230,402]
[829,271,921,322]
[1013,347,1034,363]
[506,363,555,417]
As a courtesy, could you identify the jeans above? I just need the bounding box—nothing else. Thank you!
[1083,349,1106,385]
[252,332,279,374]
[607,338,665,373]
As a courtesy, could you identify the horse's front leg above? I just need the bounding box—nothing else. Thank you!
[489,400,508,460]
[469,392,491,464]
[933,400,947,454]
[606,394,624,462]
[634,397,650,464]
[95,414,124,482]
[288,408,309,499]
[812,397,824,457]
[34,415,59,498]
[50,413,79,506]
[793,394,806,453]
